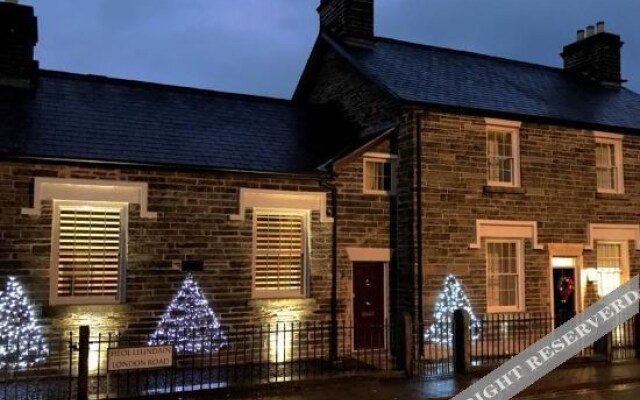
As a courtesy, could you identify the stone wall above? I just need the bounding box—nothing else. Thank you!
[298,47,398,131]
[333,139,395,322]
[417,109,640,317]
[0,162,343,335]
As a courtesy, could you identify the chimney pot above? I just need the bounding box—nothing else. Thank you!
[596,21,605,34]
[586,25,595,37]
[576,29,585,41]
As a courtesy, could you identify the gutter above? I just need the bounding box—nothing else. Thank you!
[319,170,339,362]
[1,155,325,180]
[415,110,425,356]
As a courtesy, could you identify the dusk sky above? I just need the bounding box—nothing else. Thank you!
[27,0,640,98]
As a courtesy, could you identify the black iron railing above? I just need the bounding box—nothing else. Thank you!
[0,332,76,400]
[86,322,397,399]
[419,312,640,377]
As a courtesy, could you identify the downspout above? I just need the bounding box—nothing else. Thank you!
[415,111,425,356]
[319,171,338,362]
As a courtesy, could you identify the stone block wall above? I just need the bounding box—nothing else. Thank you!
[0,162,344,336]
[333,139,395,322]
[417,109,640,318]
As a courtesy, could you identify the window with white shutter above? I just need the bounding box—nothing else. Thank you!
[253,211,308,298]
[51,202,126,304]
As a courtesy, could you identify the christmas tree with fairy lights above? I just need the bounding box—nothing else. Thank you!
[149,273,226,353]
[426,274,480,344]
[0,277,49,369]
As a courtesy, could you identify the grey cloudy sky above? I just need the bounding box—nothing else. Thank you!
[26,0,640,98]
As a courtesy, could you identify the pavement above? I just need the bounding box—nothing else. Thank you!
[181,361,640,399]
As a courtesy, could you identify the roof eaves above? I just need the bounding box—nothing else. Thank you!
[403,98,640,136]
[4,154,324,179]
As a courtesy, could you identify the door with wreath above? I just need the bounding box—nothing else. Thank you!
[553,268,576,328]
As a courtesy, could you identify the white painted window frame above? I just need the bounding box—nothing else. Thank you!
[251,208,311,299]
[594,131,624,194]
[362,152,397,195]
[50,200,128,306]
[485,118,521,188]
[485,239,525,313]
[594,240,630,296]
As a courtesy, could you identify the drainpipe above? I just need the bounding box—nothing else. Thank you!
[415,111,425,357]
[319,172,338,362]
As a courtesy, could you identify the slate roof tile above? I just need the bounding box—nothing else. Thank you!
[0,70,344,173]
[332,36,640,131]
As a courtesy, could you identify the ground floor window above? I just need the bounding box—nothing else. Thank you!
[252,210,309,298]
[486,240,523,312]
[51,201,127,304]
[595,242,626,296]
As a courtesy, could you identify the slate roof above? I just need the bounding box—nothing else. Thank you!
[0,70,348,173]
[328,35,640,132]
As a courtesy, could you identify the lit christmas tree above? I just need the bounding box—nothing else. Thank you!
[0,277,49,369]
[149,273,226,353]
[425,274,480,344]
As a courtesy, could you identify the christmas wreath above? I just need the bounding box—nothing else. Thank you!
[557,276,575,303]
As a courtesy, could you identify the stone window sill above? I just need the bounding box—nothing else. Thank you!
[596,192,627,200]
[483,186,526,195]
[247,297,316,308]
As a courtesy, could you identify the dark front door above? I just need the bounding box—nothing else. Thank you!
[553,268,576,328]
[353,262,385,350]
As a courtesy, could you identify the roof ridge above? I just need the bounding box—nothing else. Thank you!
[374,36,566,73]
[38,69,296,105]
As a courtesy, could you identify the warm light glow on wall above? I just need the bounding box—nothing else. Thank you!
[61,313,110,373]
[268,306,302,367]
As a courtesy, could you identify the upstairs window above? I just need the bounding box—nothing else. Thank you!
[253,211,309,298]
[485,119,521,187]
[486,240,524,312]
[363,153,396,194]
[594,132,624,194]
[51,202,127,305]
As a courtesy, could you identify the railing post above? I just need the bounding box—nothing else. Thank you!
[403,313,414,377]
[453,309,470,375]
[77,325,90,400]
[593,332,612,363]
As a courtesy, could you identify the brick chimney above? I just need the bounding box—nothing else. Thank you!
[318,0,374,48]
[0,0,38,89]
[561,21,623,87]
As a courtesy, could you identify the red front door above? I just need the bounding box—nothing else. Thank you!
[353,262,385,350]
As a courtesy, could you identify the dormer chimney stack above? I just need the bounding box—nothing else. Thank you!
[318,0,374,48]
[0,1,38,89]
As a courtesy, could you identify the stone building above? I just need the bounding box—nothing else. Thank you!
[2,0,640,355]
